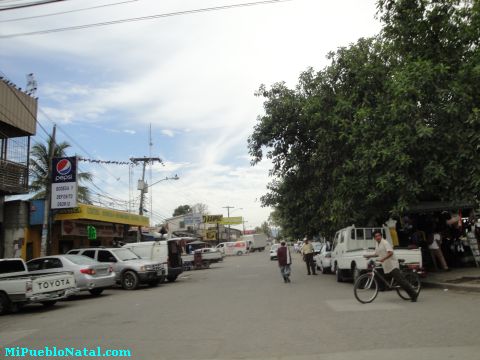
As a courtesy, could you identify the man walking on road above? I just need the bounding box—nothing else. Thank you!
[301,238,316,275]
[277,241,292,283]
[365,230,419,302]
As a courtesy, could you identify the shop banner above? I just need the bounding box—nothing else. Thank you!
[202,215,223,223]
[61,220,124,238]
[219,216,243,225]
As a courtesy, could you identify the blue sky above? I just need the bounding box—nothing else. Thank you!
[1,0,381,230]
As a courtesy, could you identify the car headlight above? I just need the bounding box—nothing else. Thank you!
[144,265,154,271]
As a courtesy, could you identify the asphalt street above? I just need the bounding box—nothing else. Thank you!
[1,251,480,360]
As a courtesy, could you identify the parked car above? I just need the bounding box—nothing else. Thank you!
[0,258,77,315]
[269,244,280,261]
[216,241,248,256]
[26,255,116,296]
[195,247,224,263]
[312,242,323,254]
[313,243,332,274]
[123,240,183,282]
[67,248,165,290]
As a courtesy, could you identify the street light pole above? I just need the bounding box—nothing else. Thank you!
[222,206,234,241]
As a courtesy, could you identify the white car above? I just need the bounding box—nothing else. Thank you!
[269,244,280,261]
[313,243,332,274]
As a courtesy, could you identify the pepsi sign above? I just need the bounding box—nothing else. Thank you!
[52,157,77,183]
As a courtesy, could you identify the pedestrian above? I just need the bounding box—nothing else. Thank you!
[277,241,292,283]
[365,230,418,302]
[301,238,316,275]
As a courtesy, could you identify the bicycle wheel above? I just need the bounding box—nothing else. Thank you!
[396,272,421,300]
[354,273,379,304]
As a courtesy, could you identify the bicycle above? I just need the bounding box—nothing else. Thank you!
[353,258,421,304]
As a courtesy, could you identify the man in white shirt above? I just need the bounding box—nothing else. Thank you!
[365,230,418,302]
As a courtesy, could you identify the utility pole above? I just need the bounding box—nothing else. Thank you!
[130,157,162,241]
[41,124,56,256]
[223,206,234,241]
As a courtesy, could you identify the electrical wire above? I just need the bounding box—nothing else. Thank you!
[0,0,139,23]
[0,0,292,39]
[0,0,69,12]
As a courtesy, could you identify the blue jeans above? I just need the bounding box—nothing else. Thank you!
[280,265,291,279]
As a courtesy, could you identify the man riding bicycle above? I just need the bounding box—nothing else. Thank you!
[364,230,419,302]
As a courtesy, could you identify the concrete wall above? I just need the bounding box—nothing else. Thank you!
[3,200,29,258]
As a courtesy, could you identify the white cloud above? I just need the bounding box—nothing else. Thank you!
[161,129,175,137]
[123,129,136,135]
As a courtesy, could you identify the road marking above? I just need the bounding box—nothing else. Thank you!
[0,329,38,346]
[326,299,404,311]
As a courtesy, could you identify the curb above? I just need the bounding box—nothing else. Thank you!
[422,280,480,293]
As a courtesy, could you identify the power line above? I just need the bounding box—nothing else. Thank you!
[0,0,292,39]
[0,0,69,12]
[0,0,139,23]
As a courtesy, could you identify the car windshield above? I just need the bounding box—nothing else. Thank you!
[271,244,280,250]
[112,248,140,261]
[64,255,98,265]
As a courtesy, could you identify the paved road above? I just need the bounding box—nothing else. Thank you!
[2,251,480,359]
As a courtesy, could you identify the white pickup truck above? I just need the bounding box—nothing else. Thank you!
[330,226,423,282]
[0,258,77,315]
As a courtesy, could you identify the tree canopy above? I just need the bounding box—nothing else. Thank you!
[29,137,93,203]
[172,205,192,217]
[248,0,480,239]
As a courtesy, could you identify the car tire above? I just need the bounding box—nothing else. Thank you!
[321,262,329,274]
[89,288,104,296]
[122,270,139,290]
[167,275,178,282]
[335,264,344,283]
[352,264,361,283]
[41,301,57,308]
[236,251,243,256]
[0,293,10,315]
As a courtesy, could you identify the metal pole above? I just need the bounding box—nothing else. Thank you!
[41,124,56,256]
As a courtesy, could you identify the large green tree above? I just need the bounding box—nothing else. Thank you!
[29,137,93,203]
[249,0,480,238]
[172,205,192,217]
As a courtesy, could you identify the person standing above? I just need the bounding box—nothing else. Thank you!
[277,241,292,283]
[301,238,316,275]
[365,230,418,302]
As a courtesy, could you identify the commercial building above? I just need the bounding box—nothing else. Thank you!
[0,78,37,257]
[4,200,149,260]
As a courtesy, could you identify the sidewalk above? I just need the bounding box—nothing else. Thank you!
[422,266,480,292]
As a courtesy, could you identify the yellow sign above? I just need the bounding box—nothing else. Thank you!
[206,230,217,240]
[55,203,149,227]
[219,216,243,225]
[203,215,223,223]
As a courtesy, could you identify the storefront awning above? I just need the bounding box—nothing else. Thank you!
[406,201,475,214]
[54,203,149,227]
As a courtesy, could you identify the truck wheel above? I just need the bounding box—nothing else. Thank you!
[89,288,104,296]
[352,264,361,283]
[0,293,10,315]
[335,264,344,283]
[122,271,139,290]
[41,301,57,308]
[167,275,178,282]
[236,251,242,256]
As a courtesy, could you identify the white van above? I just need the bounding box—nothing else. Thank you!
[216,241,248,256]
[123,240,184,282]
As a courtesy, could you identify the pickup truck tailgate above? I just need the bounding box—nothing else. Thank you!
[32,272,76,294]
